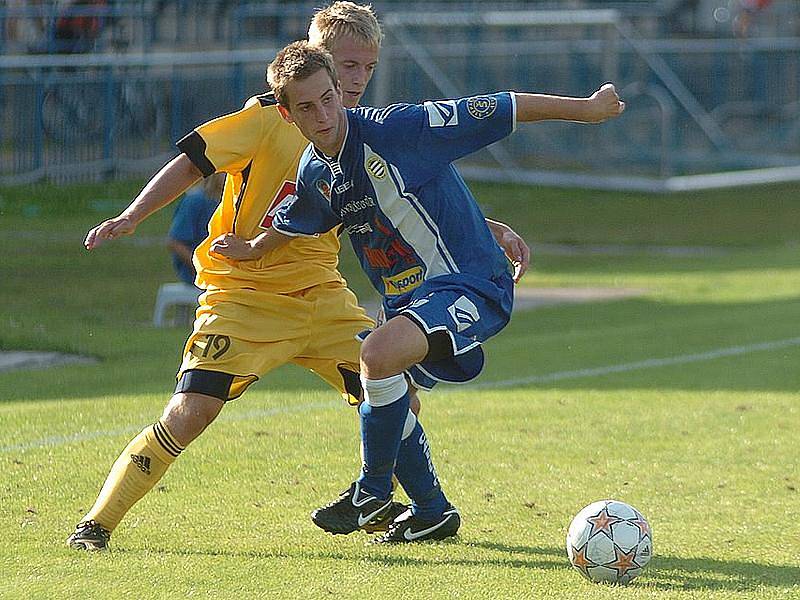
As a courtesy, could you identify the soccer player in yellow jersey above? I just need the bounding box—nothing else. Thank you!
[68,1,529,550]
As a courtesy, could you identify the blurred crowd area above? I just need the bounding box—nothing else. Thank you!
[1,0,798,56]
[2,1,798,185]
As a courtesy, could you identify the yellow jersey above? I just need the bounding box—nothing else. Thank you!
[176,93,343,293]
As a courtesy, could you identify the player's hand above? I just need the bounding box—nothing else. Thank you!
[498,229,531,283]
[585,83,625,123]
[84,215,137,250]
[209,233,257,261]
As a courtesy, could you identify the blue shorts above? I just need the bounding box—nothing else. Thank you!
[387,272,514,390]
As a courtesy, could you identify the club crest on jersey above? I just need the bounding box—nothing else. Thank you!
[424,100,458,127]
[382,266,424,296]
[447,295,480,332]
[466,96,497,120]
[315,178,331,201]
[366,156,387,180]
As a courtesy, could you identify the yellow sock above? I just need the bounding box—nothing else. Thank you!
[83,420,184,531]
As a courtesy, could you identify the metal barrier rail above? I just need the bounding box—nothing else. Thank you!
[2,15,799,189]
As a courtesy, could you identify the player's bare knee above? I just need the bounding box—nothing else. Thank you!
[162,393,222,446]
[360,324,427,378]
[359,337,389,377]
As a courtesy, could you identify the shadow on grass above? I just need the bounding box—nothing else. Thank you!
[470,541,800,591]
[112,540,567,574]
[2,295,800,403]
[113,540,800,592]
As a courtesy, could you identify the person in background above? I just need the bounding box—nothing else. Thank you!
[167,174,223,287]
[53,0,106,54]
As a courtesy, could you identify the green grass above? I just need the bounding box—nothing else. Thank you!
[1,180,799,599]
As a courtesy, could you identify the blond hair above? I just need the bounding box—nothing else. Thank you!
[267,41,339,108]
[308,1,382,50]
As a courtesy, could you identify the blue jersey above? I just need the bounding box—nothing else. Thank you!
[273,92,516,307]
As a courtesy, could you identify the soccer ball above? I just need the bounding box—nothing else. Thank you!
[566,500,652,585]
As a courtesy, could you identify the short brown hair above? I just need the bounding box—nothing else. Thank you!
[308,1,382,50]
[267,41,339,108]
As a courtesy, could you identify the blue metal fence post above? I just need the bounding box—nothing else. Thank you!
[752,50,767,104]
[34,73,45,174]
[171,69,183,146]
[231,3,244,50]
[233,62,245,105]
[103,65,116,178]
[0,10,5,55]
[142,0,154,52]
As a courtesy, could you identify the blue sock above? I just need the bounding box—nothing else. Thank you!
[395,416,448,520]
[357,376,410,499]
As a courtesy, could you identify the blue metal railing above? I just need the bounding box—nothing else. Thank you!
[2,10,799,187]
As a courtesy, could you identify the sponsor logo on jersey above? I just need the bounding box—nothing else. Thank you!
[340,195,376,217]
[447,295,480,332]
[334,180,353,194]
[382,266,424,296]
[315,178,331,201]
[363,247,392,268]
[259,180,296,229]
[346,222,373,235]
[366,156,387,179]
[424,100,459,127]
[466,96,497,119]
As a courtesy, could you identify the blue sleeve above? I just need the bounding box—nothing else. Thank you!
[272,174,340,237]
[363,92,515,180]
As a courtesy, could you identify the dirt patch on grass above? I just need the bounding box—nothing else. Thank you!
[513,286,647,310]
[0,351,98,373]
[1,287,645,372]
[360,285,646,316]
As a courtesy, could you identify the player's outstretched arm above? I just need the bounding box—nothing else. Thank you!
[209,228,292,261]
[84,154,203,250]
[516,83,624,124]
[486,218,531,283]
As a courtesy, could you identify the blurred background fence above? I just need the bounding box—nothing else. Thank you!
[1,0,799,190]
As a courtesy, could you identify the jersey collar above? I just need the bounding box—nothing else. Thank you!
[312,110,350,170]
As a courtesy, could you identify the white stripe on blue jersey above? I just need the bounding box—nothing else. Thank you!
[272,92,516,301]
[363,142,458,278]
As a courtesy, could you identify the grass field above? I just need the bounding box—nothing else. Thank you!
[1,180,799,599]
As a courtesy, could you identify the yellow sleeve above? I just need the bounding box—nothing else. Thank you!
[176,96,266,176]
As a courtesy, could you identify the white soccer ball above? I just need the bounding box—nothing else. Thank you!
[566,499,653,585]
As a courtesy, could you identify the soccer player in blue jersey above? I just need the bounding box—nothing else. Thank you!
[213,41,624,543]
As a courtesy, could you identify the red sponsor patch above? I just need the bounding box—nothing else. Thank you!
[259,180,296,228]
[363,247,392,268]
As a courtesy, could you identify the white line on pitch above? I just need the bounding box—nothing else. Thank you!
[0,401,339,453]
[3,336,799,453]
[469,336,800,389]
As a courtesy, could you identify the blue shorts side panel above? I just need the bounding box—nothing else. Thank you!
[386,272,514,387]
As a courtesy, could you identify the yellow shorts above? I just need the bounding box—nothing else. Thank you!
[177,282,374,403]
